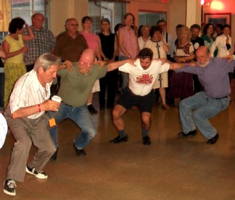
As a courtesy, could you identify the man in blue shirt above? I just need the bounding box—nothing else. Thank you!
[176,46,235,144]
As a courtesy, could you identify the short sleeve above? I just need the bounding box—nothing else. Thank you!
[119,63,133,73]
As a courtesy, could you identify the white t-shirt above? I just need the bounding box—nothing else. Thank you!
[9,70,51,119]
[119,59,170,96]
[0,113,7,149]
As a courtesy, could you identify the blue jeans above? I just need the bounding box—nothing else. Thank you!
[50,103,96,149]
[179,92,229,139]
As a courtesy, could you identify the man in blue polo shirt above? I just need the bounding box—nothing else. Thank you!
[176,46,235,144]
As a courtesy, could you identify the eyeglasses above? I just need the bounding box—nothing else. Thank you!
[70,24,79,26]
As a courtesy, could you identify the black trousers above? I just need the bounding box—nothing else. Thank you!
[99,70,118,109]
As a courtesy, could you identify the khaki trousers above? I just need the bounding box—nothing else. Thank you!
[5,110,56,182]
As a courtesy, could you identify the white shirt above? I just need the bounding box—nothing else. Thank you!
[119,59,170,96]
[210,34,232,57]
[138,36,150,50]
[9,70,51,119]
[0,113,7,149]
[144,40,167,59]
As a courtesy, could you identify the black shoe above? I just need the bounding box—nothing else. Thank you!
[178,130,197,137]
[142,136,151,145]
[50,148,58,161]
[207,134,219,144]
[73,144,87,156]
[110,135,128,143]
[3,179,16,196]
[87,104,98,114]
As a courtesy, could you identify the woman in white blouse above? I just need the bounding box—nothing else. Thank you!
[145,26,169,109]
[210,24,232,58]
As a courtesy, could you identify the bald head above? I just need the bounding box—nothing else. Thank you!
[78,49,95,74]
[196,46,210,67]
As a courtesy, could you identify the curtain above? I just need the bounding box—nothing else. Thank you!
[0,0,11,32]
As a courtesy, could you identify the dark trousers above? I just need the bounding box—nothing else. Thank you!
[99,70,118,109]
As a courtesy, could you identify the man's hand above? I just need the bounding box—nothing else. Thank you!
[62,60,73,71]
[41,100,60,112]
[95,60,107,67]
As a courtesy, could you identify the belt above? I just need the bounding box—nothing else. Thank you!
[215,96,228,100]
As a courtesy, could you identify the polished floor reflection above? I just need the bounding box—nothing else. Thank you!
[1,83,235,200]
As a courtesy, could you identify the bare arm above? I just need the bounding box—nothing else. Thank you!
[2,40,27,59]
[107,59,134,71]
[22,25,35,40]
[11,100,60,119]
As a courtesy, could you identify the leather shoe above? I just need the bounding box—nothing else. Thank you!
[51,148,58,161]
[73,144,87,156]
[207,134,219,144]
[142,136,151,145]
[110,135,128,143]
[178,130,197,137]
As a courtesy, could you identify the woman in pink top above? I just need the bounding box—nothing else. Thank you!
[118,13,139,89]
[80,16,105,114]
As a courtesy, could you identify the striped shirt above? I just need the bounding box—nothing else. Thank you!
[9,70,51,119]
[24,26,55,65]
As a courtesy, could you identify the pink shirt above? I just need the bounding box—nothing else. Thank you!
[80,31,99,50]
[119,26,138,58]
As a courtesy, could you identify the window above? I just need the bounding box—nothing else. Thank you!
[139,11,167,26]
[88,0,126,33]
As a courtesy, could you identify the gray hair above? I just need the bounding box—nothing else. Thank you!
[34,53,61,71]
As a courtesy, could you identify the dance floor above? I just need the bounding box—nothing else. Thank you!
[1,81,235,200]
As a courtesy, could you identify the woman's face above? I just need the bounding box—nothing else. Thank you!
[141,26,150,37]
[82,20,92,31]
[223,27,230,36]
[152,31,162,41]
[207,25,214,35]
[101,21,110,32]
[124,15,134,26]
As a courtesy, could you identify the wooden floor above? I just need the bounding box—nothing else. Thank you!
[1,82,235,200]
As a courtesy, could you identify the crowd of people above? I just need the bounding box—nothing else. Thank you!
[0,12,235,196]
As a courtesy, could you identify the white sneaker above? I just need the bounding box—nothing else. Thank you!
[26,166,48,179]
[3,179,16,196]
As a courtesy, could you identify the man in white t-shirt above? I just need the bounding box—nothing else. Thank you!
[110,48,176,145]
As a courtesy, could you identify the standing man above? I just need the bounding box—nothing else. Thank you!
[24,13,55,72]
[177,46,234,144]
[50,49,133,159]
[110,48,177,145]
[3,53,61,196]
[53,18,87,62]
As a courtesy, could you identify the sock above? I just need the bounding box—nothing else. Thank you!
[118,130,127,137]
[142,128,149,137]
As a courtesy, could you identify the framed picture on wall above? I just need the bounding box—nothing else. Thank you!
[204,13,231,26]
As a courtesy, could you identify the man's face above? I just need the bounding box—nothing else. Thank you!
[79,53,94,74]
[41,65,58,84]
[158,22,167,32]
[191,28,200,39]
[152,31,162,41]
[140,58,151,70]
[66,19,79,33]
[196,49,210,66]
[32,14,44,29]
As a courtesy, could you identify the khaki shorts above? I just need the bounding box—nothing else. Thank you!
[153,72,168,89]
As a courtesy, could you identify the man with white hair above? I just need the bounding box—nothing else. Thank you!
[3,53,61,196]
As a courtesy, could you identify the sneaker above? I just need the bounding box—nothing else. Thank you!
[87,104,98,114]
[26,166,48,179]
[50,148,58,161]
[207,134,219,144]
[73,144,87,156]
[3,179,16,196]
